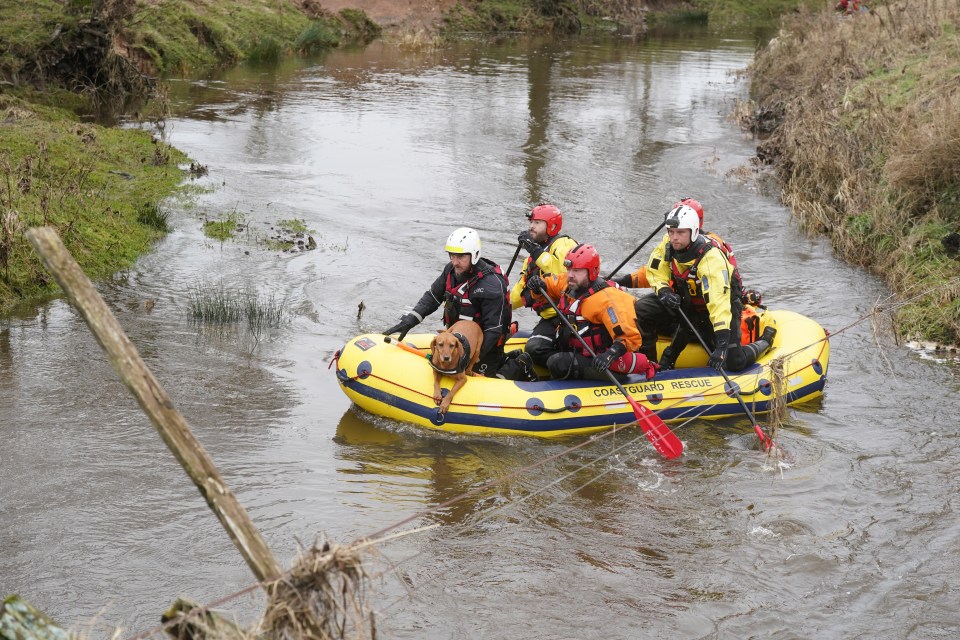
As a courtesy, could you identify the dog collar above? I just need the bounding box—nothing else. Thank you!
[428,331,473,375]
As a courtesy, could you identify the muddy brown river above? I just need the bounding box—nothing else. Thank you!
[3,27,960,639]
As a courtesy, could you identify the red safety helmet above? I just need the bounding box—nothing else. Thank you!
[528,204,563,237]
[675,197,704,230]
[563,243,601,281]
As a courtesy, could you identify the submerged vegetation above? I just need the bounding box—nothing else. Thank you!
[748,0,960,344]
[187,282,287,339]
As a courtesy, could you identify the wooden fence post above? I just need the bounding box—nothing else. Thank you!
[26,227,282,584]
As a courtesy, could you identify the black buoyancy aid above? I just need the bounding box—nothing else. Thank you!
[522,234,570,314]
[442,260,507,327]
[667,241,719,313]
[557,280,613,357]
[428,332,472,375]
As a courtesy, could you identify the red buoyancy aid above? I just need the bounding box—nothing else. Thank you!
[557,280,614,357]
[442,261,508,327]
[668,241,714,313]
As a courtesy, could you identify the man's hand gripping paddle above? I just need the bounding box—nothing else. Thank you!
[675,308,776,452]
[538,290,683,460]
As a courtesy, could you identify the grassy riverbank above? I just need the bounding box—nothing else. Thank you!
[441,0,820,36]
[0,95,189,313]
[0,0,378,313]
[747,0,960,345]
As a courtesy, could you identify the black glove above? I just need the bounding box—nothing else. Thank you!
[593,341,627,373]
[518,231,544,262]
[658,287,682,311]
[658,346,679,371]
[385,314,418,341]
[614,274,633,288]
[708,329,730,371]
[526,274,546,294]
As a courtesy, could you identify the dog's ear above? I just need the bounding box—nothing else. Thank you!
[429,335,438,351]
[436,329,444,334]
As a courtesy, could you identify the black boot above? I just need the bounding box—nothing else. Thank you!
[516,352,539,382]
[760,326,777,353]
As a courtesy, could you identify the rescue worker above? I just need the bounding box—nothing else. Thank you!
[525,244,658,382]
[384,227,511,377]
[616,197,763,355]
[498,203,578,381]
[614,197,742,294]
[634,205,776,373]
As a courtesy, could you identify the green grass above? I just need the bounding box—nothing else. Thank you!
[295,21,341,52]
[203,212,243,241]
[276,218,309,234]
[0,95,188,312]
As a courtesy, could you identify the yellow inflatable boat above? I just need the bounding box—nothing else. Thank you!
[333,309,829,438]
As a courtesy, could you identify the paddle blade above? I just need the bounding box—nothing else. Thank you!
[626,396,683,459]
[753,424,774,451]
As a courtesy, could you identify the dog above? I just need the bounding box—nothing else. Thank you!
[429,319,483,414]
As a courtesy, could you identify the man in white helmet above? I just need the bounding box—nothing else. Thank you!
[634,205,775,373]
[385,227,512,377]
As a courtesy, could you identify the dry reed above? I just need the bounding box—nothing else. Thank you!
[748,0,960,344]
[257,540,372,640]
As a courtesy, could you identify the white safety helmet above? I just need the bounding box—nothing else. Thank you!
[445,227,482,263]
[665,204,700,243]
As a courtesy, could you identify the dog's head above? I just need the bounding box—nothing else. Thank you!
[430,330,463,367]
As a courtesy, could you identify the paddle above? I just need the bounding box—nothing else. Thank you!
[504,243,522,279]
[384,335,427,358]
[537,288,683,460]
[604,217,667,280]
[674,308,775,451]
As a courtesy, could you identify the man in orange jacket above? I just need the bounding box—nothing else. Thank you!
[526,244,657,381]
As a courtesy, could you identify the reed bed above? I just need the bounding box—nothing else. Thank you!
[186,283,287,339]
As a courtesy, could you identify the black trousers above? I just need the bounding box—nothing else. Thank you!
[524,316,561,366]
[546,351,629,382]
[634,293,760,372]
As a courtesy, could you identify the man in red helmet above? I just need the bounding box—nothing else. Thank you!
[634,206,776,373]
[525,244,658,382]
[499,203,579,381]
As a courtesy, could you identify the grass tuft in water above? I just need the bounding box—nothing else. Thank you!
[137,202,170,232]
[187,283,287,339]
[203,211,243,241]
[247,36,284,64]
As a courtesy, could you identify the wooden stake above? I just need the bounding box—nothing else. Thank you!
[26,227,282,583]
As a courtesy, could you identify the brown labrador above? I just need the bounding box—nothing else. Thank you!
[429,319,483,414]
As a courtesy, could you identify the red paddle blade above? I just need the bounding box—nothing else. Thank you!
[626,397,683,459]
[753,424,774,451]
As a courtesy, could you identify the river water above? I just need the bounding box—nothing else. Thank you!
[3,27,960,640]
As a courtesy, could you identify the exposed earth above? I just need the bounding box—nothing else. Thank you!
[310,0,456,31]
